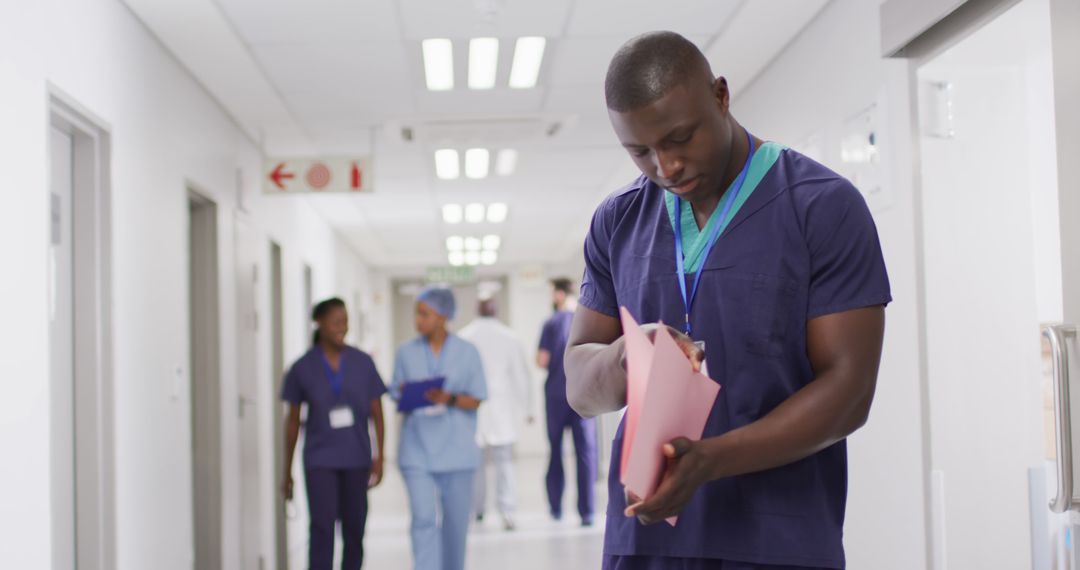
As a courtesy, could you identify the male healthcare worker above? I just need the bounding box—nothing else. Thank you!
[565,32,891,570]
[392,287,487,570]
[538,277,597,526]
[281,298,387,570]
[458,298,534,531]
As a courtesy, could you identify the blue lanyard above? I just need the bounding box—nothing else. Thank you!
[424,337,447,377]
[674,130,755,336]
[318,348,344,398]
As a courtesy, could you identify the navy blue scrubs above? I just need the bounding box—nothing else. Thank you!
[540,310,597,521]
[282,346,387,570]
[580,147,891,569]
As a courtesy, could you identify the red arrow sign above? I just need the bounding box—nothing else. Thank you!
[269,163,294,190]
[351,161,362,190]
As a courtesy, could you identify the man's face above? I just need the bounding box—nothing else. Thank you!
[608,77,735,204]
[552,289,567,309]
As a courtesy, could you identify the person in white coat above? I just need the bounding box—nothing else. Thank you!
[458,298,535,531]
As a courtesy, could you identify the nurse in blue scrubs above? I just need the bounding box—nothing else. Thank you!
[281,297,387,570]
[565,32,892,569]
[391,287,487,570]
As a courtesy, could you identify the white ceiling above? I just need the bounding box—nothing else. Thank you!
[124,0,830,269]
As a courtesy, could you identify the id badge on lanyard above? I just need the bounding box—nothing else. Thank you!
[329,405,355,428]
[674,129,755,339]
[694,340,710,377]
[321,349,353,429]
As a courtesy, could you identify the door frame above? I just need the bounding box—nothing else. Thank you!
[269,241,287,570]
[48,93,116,570]
[188,189,223,570]
[233,215,267,570]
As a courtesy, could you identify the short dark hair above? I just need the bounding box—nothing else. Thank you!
[551,278,573,294]
[478,298,498,317]
[311,297,346,345]
[605,31,713,113]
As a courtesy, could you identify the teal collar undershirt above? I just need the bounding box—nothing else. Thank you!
[664,142,786,273]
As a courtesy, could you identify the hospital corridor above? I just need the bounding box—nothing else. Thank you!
[5,0,1080,569]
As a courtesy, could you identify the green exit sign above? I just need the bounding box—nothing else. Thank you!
[425,266,475,284]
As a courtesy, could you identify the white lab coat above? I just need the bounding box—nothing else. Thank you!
[458,317,533,447]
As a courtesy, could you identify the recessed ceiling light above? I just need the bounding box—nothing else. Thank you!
[446,236,464,251]
[464,237,482,251]
[465,251,481,266]
[486,202,508,223]
[465,148,490,179]
[448,251,466,266]
[468,37,499,90]
[442,204,463,224]
[435,149,460,180]
[480,250,497,265]
[509,37,546,89]
[482,234,501,250]
[422,38,454,91]
[465,203,486,224]
[495,149,517,176]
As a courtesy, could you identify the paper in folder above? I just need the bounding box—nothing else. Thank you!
[397,377,446,413]
[619,307,721,526]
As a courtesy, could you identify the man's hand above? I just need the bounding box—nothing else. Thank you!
[369,457,384,489]
[623,438,711,524]
[425,388,452,405]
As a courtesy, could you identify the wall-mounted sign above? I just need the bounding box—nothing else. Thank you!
[839,98,893,213]
[425,266,475,285]
[263,157,372,194]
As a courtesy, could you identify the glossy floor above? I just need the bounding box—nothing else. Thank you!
[288,454,608,569]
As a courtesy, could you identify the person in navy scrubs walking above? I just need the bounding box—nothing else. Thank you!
[538,277,597,526]
[565,32,891,569]
[281,297,387,570]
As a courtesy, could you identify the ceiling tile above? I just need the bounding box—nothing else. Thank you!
[254,41,413,95]
[397,0,573,41]
[705,0,830,95]
[414,88,545,115]
[566,0,742,37]
[216,0,402,44]
[546,36,623,87]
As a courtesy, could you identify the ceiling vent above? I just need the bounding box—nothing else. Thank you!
[394,116,566,146]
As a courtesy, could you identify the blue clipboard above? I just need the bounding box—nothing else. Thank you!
[398,377,446,413]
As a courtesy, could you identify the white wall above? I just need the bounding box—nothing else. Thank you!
[0,58,55,570]
[0,0,372,568]
[732,0,931,568]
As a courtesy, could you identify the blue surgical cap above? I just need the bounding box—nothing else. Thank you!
[417,287,456,320]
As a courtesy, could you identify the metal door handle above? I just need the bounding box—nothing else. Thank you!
[1043,324,1077,513]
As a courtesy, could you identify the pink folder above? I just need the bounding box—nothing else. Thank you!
[619,307,721,526]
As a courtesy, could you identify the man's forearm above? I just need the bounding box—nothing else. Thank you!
[701,368,875,481]
[565,337,628,417]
